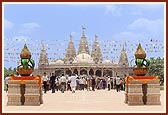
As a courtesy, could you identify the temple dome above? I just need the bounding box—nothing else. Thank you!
[73,53,95,64]
[55,59,64,64]
[49,60,56,65]
[49,59,64,65]
[113,62,118,65]
[104,60,112,64]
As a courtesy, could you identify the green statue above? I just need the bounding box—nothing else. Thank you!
[17,44,35,76]
[133,43,150,76]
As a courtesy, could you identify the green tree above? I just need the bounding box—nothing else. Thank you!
[4,67,17,79]
[147,57,164,85]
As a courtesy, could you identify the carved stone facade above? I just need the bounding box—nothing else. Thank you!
[34,26,133,77]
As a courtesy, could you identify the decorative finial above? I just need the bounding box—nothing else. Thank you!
[133,43,150,76]
[70,33,72,41]
[41,42,44,50]
[135,43,146,59]
[20,44,31,59]
[18,44,35,76]
[82,25,86,31]
[82,25,86,37]
[122,44,125,51]
[94,34,98,42]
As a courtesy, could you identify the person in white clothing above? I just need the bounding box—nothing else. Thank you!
[107,76,111,91]
[5,75,10,92]
[42,72,48,93]
[115,76,121,92]
[70,73,77,93]
[60,74,66,93]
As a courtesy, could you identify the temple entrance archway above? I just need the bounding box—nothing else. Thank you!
[103,70,113,77]
[89,69,94,76]
[96,70,102,77]
[65,70,72,76]
[55,69,63,76]
[80,69,87,75]
[73,69,78,75]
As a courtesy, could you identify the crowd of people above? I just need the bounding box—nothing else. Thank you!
[42,72,126,94]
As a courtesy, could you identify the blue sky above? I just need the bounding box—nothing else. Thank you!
[4,3,165,69]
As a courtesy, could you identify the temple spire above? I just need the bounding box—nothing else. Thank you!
[38,43,49,68]
[77,26,90,55]
[65,34,76,64]
[91,35,102,63]
[118,44,129,67]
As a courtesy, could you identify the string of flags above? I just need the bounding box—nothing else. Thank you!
[4,38,164,63]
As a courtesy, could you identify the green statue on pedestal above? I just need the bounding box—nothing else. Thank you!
[133,43,150,76]
[17,44,35,76]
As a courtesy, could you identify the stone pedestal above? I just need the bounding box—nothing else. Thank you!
[127,83,144,105]
[7,80,21,106]
[39,87,43,104]
[146,93,161,105]
[146,81,161,105]
[128,93,144,105]
[125,76,161,106]
[24,80,40,106]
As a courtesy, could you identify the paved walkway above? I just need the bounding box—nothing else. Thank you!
[3,90,166,113]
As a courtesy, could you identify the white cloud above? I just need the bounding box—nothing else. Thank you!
[4,19,14,29]
[22,22,40,30]
[113,31,145,40]
[128,18,164,34]
[130,4,163,16]
[19,22,40,34]
[104,5,121,16]
[136,4,163,10]
[113,18,164,41]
